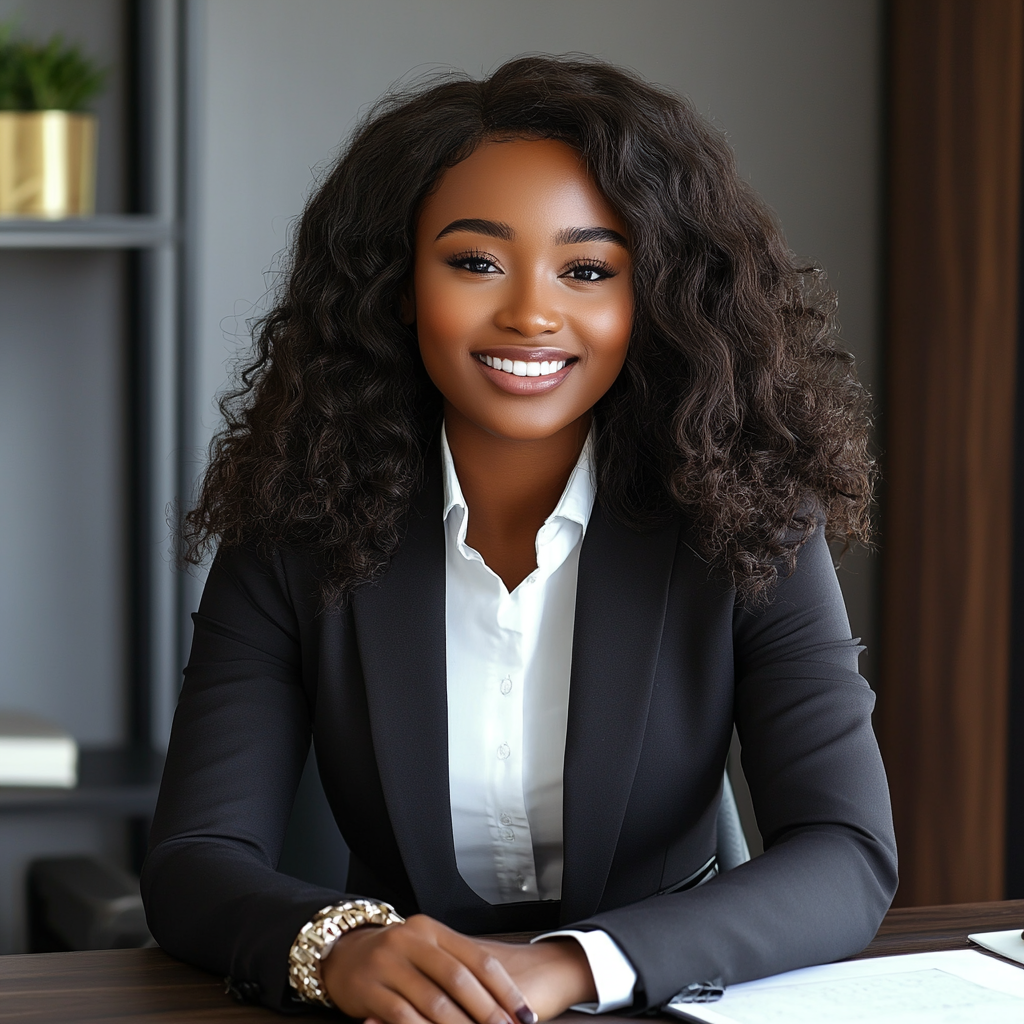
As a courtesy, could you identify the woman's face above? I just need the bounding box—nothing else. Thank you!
[411,138,633,442]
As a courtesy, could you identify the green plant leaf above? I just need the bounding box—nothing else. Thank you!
[0,21,106,111]
[0,24,26,109]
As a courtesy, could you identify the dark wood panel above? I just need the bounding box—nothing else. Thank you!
[1,903,1020,1022]
[0,947,277,1021]
[852,899,1024,960]
[879,0,1024,906]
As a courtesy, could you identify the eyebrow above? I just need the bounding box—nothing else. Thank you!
[434,218,629,249]
[554,226,629,248]
[435,218,514,241]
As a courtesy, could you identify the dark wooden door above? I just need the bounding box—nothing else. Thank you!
[879,0,1024,906]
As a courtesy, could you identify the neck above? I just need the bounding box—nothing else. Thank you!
[444,405,590,590]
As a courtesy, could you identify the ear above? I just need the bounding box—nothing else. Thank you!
[399,282,416,325]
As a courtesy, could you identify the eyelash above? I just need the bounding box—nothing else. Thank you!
[446,249,500,274]
[445,250,617,281]
[564,258,616,282]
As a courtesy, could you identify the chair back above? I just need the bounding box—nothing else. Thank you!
[716,771,751,871]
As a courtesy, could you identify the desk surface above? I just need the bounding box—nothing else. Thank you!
[0,901,1021,1022]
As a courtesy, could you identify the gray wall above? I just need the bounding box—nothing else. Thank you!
[183,0,884,691]
[0,250,128,743]
[0,0,130,953]
[0,0,129,748]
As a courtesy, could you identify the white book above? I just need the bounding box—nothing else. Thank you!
[0,711,78,787]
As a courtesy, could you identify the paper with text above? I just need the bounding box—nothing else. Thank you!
[666,950,1024,1024]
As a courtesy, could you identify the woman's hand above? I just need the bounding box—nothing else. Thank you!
[322,914,537,1024]
[477,937,597,1022]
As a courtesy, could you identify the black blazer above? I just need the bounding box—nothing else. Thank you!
[141,462,897,1012]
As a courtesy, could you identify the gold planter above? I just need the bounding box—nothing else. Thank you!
[0,111,97,218]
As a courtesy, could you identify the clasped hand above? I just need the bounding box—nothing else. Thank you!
[322,914,597,1024]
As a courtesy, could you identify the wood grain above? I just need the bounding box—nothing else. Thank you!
[0,948,280,1022]
[1,903,1020,1022]
[852,899,1024,960]
[879,0,1024,906]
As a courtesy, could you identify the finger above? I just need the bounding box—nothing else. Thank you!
[387,963,480,1024]
[412,943,514,1024]
[439,933,536,1024]
[370,986,436,1024]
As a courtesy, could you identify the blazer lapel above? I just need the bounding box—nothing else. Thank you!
[352,455,680,928]
[560,504,680,923]
[351,458,488,925]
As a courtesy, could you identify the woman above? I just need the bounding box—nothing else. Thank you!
[142,55,896,1020]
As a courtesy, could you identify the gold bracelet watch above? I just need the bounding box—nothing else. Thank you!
[288,899,406,1006]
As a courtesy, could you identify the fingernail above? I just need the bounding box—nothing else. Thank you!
[515,1007,537,1024]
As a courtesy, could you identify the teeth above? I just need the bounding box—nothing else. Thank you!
[480,355,567,377]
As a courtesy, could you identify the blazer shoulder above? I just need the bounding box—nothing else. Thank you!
[207,541,325,634]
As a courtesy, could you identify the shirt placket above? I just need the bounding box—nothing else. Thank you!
[488,583,539,900]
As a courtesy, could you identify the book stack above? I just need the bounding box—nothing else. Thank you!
[0,711,78,787]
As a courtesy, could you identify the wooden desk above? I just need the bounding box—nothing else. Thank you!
[0,901,1021,1022]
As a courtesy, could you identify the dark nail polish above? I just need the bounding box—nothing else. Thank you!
[515,1007,537,1024]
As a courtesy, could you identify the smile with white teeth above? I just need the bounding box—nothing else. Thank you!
[477,354,571,377]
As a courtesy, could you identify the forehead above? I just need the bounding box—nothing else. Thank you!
[417,138,626,236]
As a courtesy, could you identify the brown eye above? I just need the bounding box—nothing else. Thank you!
[447,252,502,274]
[563,260,615,282]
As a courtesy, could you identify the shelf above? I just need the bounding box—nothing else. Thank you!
[0,216,175,249]
[0,747,164,816]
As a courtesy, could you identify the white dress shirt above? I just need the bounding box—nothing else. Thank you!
[442,426,637,1013]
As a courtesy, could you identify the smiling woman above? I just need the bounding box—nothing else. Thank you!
[143,55,895,1022]
[412,138,632,589]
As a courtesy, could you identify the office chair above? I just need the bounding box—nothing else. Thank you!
[717,771,752,871]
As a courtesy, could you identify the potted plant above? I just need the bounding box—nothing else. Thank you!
[0,23,106,218]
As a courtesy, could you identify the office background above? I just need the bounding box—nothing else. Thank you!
[0,0,1018,955]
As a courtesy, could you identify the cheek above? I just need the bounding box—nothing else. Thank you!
[413,290,482,404]
[574,298,633,375]
[591,308,633,351]
[413,270,485,360]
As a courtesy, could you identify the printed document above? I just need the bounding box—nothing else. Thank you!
[666,949,1024,1024]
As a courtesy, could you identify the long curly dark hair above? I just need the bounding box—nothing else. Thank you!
[183,54,873,605]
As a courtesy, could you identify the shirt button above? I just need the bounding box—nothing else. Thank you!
[497,743,510,760]
[500,677,512,695]
[516,875,528,892]
[499,813,511,825]
[500,828,515,842]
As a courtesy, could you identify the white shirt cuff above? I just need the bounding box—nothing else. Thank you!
[531,929,637,1013]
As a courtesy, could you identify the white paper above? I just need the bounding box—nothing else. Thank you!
[969,929,1024,967]
[666,950,1024,1024]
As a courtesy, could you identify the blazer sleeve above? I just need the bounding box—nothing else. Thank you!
[141,545,350,1012]
[575,523,898,1010]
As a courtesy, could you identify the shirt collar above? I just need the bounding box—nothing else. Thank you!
[441,423,596,533]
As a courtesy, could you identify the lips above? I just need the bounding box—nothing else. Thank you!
[472,347,577,394]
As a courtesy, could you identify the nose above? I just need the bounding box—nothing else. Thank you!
[494,273,563,337]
